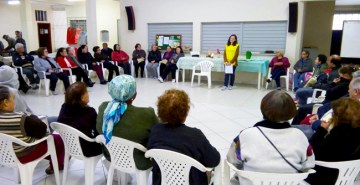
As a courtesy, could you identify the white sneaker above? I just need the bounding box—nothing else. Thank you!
[228,86,233,90]
[158,77,164,83]
[51,91,58,95]
[221,86,227,91]
[172,79,176,83]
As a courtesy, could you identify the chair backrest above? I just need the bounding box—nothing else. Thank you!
[315,160,360,185]
[190,51,200,57]
[145,149,211,185]
[50,122,96,158]
[96,135,147,173]
[0,133,20,168]
[226,160,315,185]
[195,60,214,73]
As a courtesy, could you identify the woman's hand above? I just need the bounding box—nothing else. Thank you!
[151,60,155,63]
[333,78,340,83]
[309,115,319,124]
[320,121,331,130]
[48,69,54,73]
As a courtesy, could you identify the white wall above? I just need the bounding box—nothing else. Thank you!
[96,0,120,48]
[119,0,310,64]
[0,4,22,47]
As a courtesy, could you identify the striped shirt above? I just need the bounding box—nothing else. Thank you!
[0,112,37,157]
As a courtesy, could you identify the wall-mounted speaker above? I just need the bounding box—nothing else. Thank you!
[288,2,298,33]
[125,6,135,30]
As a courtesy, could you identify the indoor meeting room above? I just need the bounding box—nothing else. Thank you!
[1,0,360,185]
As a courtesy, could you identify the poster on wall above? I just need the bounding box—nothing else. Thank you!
[156,34,182,50]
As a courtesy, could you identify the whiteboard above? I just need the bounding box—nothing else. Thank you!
[341,21,360,58]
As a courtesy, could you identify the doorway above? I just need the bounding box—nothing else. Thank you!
[37,23,52,53]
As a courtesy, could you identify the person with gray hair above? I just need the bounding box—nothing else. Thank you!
[12,43,40,89]
[2,34,16,52]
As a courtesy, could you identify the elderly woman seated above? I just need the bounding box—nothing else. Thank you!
[227,90,315,185]
[148,89,220,185]
[0,85,64,174]
[266,50,290,90]
[97,75,158,170]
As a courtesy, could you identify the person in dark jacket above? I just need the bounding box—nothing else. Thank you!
[77,45,107,84]
[301,54,328,88]
[306,98,360,185]
[57,82,102,157]
[12,43,40,89]
[101,43,113,60]
[2,35,16,52]
[146,44,161,78]
[295,55,341,106]
[158,46,184,83]
[132,43,147,78]
[148,89,220,185]
[293,50,313,91]
[291,66,354,125]
[15,31,26,51]
[93,46,119,82]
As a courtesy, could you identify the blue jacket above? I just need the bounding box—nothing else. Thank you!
[34,57,61,78]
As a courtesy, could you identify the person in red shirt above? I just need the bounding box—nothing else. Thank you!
[111,44,131,75]
[55,47,94,87]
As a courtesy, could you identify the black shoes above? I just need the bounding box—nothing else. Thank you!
[100,80,107,85]
[266,79,271,83]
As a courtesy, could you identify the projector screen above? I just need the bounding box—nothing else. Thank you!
[341,21,360,58]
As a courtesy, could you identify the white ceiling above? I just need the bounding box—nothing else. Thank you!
[336,0,360,6]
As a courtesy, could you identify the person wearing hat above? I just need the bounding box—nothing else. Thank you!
[97,75,158,170]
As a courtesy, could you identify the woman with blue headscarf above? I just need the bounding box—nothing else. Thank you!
[97,75,159,170]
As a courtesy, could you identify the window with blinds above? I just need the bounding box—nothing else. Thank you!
[201,21,287,54]
[148,23,193,51]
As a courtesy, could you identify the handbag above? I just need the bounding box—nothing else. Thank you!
[256,127,303,173]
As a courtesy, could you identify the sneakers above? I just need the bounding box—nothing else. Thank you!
[276,87,281,90]
[30,84,39,89]
[221,86,227,91]
[51,91,58,95]
[158,77,164,83]
[172,79,176,83]
[228,86,233,90]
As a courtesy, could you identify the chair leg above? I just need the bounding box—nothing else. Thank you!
[198,76,201,86]
[45,79,49,96]
[106,165,115,185]
[18,164,35,185]
[175,70,179,83]
[286,78,289,91]
[84,155,102,185]
[191,74,195,87]
[208,75,211,88]
[119,171,127,185]
[62,153,70,185]
[136,170,148,185]
[48,137,61,185]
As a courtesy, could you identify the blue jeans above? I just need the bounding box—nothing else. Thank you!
[224,66,236,86]
[293,72,305,89]
[271,68,286,88]
[295,87,314,105]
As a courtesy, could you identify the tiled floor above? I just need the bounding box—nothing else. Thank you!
[0,78,359,185]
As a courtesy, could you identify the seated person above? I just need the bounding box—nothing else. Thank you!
[33,47,70,95]
[0,65,33,114]
[291,66,354,125]
[146,44,161,78]
[302,54,328,88]
[55,47,94,87]
[306,98,360,185]
[160,46,175,76]
[132,43,146,78]
[266,50,290,90]
[158,46,184,83]
[0,40,4,53]
[295,55,342,106]
[112,44,131,75]
[293,50,313,92]
[227,90,314,185]
[93,46,119,82]
[97,75,158,170]
[77,45,107,85]
[101,43,113,60]
[66,47,91,78]
[57,82,102,157]
[0,61,31,94]
[148,89,220,185]
[12,43,39,89]
[0,85,65,174]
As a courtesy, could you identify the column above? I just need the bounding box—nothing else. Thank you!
[20,0,35,51]
[86,0,98,49]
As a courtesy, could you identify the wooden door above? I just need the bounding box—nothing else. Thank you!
[37,23,52,53]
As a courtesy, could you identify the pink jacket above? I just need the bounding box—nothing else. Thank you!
[111,50,129,63]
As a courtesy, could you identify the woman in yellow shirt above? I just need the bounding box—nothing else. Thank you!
[222,34,240,90]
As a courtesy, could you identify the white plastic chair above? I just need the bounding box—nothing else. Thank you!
[50,122,103,185]
[307,89,327,104]
[37,71,50,96]
[224,159,315,185]
[190,51,200,57]
[96,135,151,185]
[311,103,323,114]
[265,68,290,91]
[191,60,214,88]
[62,68,76,84]
[145,149,221,185]
[314,160,360,185]
[0,133,60,185]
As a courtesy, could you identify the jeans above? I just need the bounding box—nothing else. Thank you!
[293,72,306,89]
[161,63,177,80]
[103,61,120,82]
[22,67,40,84]
[224,66,236,86]
[146,62,159,78]
[271,68,286,88]
[295,87,314,105]
[133,59,145,77]
[46,72,70,91]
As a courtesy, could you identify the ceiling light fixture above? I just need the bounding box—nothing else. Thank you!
[8,0,20,5]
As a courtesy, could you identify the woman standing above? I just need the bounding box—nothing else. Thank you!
[267,50,290,90]
[146,45,162,78]
[112,44,131,75]
[222,34,239,91]
[34,47,70,95]
[132,43,146,78]
[55,47,94,87]
[158,46,184,83]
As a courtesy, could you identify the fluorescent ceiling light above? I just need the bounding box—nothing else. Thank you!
[8,0,20,5]
[67,0,85,2]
